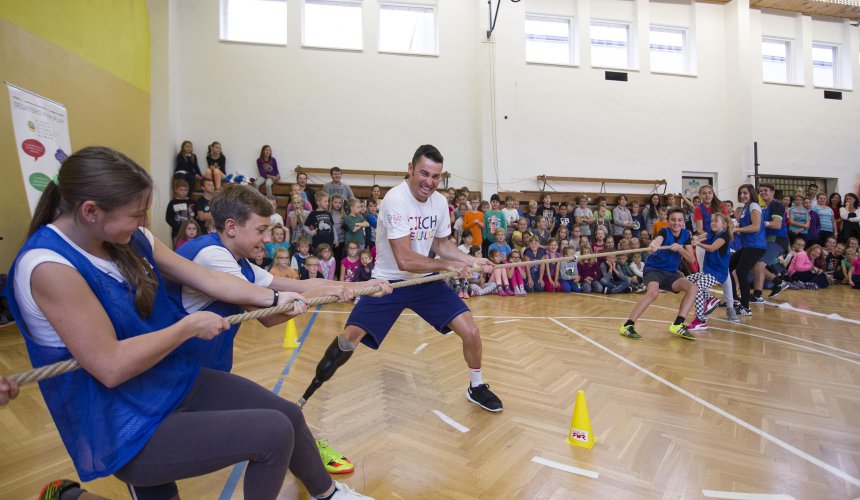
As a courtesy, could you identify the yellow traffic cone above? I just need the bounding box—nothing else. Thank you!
[566,390,596,449]
[283,319,300,348]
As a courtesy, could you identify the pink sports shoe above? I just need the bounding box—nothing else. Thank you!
[687,319,709,331]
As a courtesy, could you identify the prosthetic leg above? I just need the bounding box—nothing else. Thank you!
[297,335,355,408]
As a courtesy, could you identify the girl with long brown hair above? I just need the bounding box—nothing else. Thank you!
[5,146,367,500]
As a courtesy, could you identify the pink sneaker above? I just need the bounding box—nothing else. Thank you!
[687,319,709,331]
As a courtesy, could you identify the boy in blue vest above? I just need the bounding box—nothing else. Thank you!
[170,184,392,476]
[619,208,698,340]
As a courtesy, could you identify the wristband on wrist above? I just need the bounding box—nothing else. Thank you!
[272,289,279,307]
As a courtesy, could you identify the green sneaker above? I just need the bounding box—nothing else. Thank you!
[668,323,696,340]
[619,324,642,340]
[317,440,354,474]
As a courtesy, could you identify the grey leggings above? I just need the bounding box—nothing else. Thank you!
[115,368,331,499]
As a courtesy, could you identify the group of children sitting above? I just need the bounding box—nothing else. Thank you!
[445,190,681,298]
[450,228,648,298]
[166,174,860,306]
[772,235,858,290]
[166,176,380,285]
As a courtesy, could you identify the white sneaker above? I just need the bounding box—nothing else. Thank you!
[313,481,375,500]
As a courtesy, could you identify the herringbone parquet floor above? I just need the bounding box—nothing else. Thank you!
[1,286,858,499]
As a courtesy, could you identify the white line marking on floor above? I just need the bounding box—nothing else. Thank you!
[413,343,428,354]
[531,456,599,479]
[431,409,469,433]
[702,490,795,500]
[709,289,860,325]
[492,319,521,324]
[550,316,860,367]
[309,297,860,357]
[579,293,860,358]
[547,317,860,488]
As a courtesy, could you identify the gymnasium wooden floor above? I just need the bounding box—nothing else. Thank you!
[1,286,859,499]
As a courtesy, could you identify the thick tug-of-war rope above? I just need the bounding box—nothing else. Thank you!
[5,246,664,387]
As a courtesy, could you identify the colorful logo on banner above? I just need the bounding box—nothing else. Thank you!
[6,83,71,213]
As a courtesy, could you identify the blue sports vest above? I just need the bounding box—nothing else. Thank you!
[703,231,730,282]
[169,233,254,372]
[5,227,197,481]
[739,204,767,249]
[644,228,690,272]
[763,201,788,239]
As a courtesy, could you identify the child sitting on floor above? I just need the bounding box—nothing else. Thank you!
[541,239,563,292]
[559,246,581,293]
[487,249,513,296]
[599,254,632,294]
[270,248,299,279]
[506,249,528,296]
[317,243,337,280]
[577,245,603,293]
[468,246,497,296]
[351,250,374,283]
[174,219,200,250]
[847,249,860,289]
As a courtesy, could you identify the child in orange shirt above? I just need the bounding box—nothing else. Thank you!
[651,207,669,236]
[462,200,485,247]
[270,248,299,279]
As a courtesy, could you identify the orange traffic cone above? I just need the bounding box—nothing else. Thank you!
[283,319,300,348]
[566,390,596,449]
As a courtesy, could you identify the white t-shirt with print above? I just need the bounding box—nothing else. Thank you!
[373,181,451,281]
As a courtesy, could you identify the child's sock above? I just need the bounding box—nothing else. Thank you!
[469,367,484,388]
[674,316,685,325]
[624,319,634,327]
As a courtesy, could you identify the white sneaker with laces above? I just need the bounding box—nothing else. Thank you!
[313,481,375,500]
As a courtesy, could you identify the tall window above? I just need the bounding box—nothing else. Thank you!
[220,0,287,45]
[379,3,437,55]
[303,0,362,50]
[650,26,686,74]
[812,43,838,88]
[591,21,631,69]
[525,15,575,65]
[762,38,791,83]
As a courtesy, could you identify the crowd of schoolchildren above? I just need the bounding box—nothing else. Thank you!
[168,141,381,288]
[167,141,860,303]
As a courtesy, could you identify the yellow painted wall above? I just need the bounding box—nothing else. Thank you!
[0,0,150,92]
[0,3,150,270]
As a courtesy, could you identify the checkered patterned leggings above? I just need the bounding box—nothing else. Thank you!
[686,272,720,321]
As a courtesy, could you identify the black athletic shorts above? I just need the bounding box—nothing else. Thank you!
[643,268,683,293]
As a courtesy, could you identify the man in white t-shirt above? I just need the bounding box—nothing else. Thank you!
[298,145,503,413]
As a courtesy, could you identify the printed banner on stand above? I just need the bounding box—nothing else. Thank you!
[5,82,72,215]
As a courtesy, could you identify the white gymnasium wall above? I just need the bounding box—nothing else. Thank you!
[482,0,735,199]
[751,10,860,195]
[149,0,860,221]
[163,0,482,190]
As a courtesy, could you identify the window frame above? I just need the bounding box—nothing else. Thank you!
[811,42,839,89]
[219,0,288,47]
[649,25,689,75]
[377,2,439,57]
[761,36,793,85]
[301,0,364,52]
[590,19,633,70]
[524,13,578,67]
